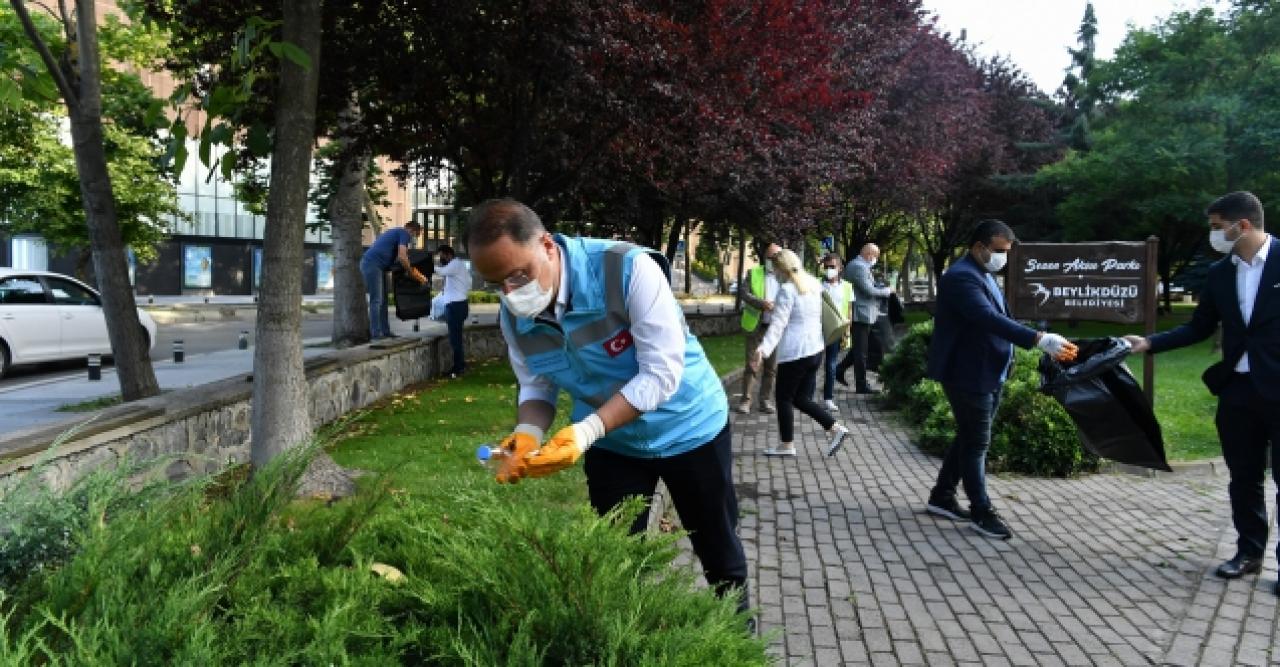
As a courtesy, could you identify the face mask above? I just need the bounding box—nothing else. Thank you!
[764,260,774,273]
[1209,223,1240,254]
[867,257,877,267]
[501,276,554,318]
[825,268,839,280]
[983,248,1007,273]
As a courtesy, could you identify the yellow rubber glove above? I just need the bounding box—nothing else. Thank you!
[408,267,428,284]
[525,414,605,479]
[494,425,543,484]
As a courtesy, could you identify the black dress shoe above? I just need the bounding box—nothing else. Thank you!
[1215,553,1263,579]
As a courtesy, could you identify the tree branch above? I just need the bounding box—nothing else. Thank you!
[9,0,79,110]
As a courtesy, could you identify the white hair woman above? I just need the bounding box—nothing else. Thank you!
[750,249,850,456]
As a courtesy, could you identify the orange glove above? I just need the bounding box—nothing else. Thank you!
[408,267,427,284]
[494,426,542,484]
[525,415,605,479]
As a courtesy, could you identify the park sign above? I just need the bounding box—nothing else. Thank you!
[1007,240,1157,324]
[1007,238,1160,404]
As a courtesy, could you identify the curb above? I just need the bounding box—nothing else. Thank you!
[1101,457,1227,478]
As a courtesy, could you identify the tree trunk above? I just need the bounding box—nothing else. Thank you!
[251,0,322,468]
[899,234,913,298]
[734,225,746,311]
[683,220,692,295]
[66,0,158,401]
[329,103,370,348]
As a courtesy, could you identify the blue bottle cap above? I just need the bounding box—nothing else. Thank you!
[476,445,493,461]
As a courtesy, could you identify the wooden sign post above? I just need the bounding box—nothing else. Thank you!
[1007,237,1161,405]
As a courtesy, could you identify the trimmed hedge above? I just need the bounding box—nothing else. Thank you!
[0,448,765,664]
[880,320,1099,477]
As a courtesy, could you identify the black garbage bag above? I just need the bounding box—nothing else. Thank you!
[1039,337,1171,472]
[391,249,434,321]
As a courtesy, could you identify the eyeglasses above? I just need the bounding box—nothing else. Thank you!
[485,269,534,292]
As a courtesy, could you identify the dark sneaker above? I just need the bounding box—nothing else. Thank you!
[971,510,1013,540]
[925,498,970,521]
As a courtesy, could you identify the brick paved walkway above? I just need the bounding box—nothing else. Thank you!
[675,385,1280,666]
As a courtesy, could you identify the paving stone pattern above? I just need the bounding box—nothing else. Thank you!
[669,387,1279,666]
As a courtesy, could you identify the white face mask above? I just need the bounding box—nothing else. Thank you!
[501,275,554,318]
[1209,223,1240,254]
[825,268,839,280]
[983,249,1007,273]
[867,257,877,267]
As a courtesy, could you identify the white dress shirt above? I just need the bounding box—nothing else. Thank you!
[757,279,825,363]
[502,248,686,412]
[437,257,472,303]
[1233,235,1272,372]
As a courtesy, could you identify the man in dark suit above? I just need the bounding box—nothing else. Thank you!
[924,220,1074,540]
[1126,191,1280,595]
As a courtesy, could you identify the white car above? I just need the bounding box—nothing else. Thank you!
[0,268,157,378]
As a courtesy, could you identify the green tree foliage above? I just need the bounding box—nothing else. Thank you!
[1038,4,1280,296]
[0,10,178,265]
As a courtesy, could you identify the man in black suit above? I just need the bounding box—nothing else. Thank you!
[1126,191,1280,595]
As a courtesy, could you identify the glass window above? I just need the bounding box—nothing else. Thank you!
[46,278,99,306]
[10,236,48,271]
[0,276,49,304]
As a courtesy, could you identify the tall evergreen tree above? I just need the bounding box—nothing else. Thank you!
[1060,2,1098,152]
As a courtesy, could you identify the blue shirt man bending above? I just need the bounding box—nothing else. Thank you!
[360,221,424,339]
[924,220,1073,540]
[466,198,751,627]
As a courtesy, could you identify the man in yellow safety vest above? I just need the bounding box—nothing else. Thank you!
[738,242,781,414]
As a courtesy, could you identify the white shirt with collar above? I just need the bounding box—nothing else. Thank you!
[1233,234,1273,373]
[757,278,825,363]
[436,257,472,303]
[500,247,686,412]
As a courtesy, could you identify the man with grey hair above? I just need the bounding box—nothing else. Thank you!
[837,243,891,393]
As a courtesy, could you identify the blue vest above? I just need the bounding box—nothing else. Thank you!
[502,235,728,458]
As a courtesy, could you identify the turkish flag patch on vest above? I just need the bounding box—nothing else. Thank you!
[603,329,634,357]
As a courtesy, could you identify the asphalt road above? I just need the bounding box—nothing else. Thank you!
[0,315,335,389]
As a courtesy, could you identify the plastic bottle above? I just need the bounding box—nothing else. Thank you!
[476,444,509,471]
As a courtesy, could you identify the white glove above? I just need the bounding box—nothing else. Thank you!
[1036,333,1072,357]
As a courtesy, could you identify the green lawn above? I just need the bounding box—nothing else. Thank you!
[902,303,1221,461]
[698,332,748,377]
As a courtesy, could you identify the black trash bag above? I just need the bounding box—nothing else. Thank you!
[391,249,434,321]
[1039,337,1171,472]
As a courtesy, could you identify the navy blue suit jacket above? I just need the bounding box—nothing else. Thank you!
[1150,236,1280,394]
[926,254,1040,394]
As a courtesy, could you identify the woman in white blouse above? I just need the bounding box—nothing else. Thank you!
[750,249,850,457]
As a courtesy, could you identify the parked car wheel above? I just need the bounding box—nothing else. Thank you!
[0,341,9,379]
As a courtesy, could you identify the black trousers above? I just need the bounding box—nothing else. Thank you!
[774,352,835,442]
[583,421,748,606]
[839,322,874,390]
[1215,373,1280,559]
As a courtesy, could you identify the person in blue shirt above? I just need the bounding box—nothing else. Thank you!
[360,221,424,339]
[466,199,751,629]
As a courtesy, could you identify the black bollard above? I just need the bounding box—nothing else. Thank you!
[238,331,249,350]
[88,353,101,381]
[413,319,420,333]
[173,340,185,363]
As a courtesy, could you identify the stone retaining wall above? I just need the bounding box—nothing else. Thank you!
[0,313,741,492]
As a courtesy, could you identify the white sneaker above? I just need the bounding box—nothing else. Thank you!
[824,399,839,413]
[763,445,797,457]
[736,401,752,414]
[825,423,850,457]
